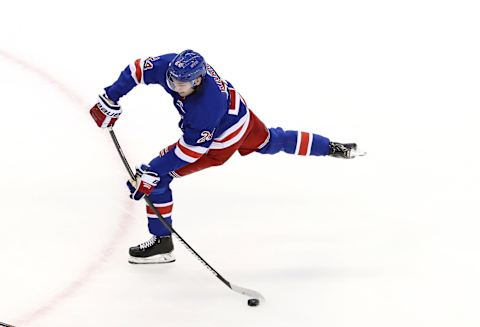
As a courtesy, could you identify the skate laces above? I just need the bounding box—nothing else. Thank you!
[139,236,157,249]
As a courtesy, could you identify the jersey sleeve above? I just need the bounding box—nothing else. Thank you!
[148,123,220,176]
[148,133,211,176]
[104,53,177,102]
[148,97,225,176]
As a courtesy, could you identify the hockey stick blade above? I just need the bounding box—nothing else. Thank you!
[230,283,266,303]
[172,232,265,302]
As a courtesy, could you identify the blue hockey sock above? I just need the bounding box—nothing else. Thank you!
[257,127,330,156]
[148,217,173,236]
[146,174,174,237]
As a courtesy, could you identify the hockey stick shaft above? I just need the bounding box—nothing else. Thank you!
[107,127,264,302]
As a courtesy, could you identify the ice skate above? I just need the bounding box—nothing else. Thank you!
[129,235,175,264]
[328,142,366,159]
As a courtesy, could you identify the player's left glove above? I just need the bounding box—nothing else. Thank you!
[126,164,160,201]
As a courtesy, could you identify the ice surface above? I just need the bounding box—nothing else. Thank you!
[1,1,480,326]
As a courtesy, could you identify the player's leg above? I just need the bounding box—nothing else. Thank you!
[128,174,176,264]
[257,128,331,156]
[129,137,245,264]
[258,128,363,158]
[238,110,364,158]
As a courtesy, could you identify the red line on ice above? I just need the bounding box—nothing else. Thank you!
[0,49,135,326]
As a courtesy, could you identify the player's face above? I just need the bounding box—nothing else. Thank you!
[167,76,197,97]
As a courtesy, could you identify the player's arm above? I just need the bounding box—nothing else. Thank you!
[125,130,213,201]
[148,125,216,176]
[104,54,175,102]
[89,54,176,128]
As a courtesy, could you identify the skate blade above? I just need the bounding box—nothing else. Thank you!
[128,253,175,264]
[351,148,367,158]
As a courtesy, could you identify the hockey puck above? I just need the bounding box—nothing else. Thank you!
[247,298,260,307]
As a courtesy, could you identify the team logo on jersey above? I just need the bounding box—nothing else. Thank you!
[143,57,157,71]
[197,130,215,144]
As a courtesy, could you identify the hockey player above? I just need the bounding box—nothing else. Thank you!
[90,50,365,264]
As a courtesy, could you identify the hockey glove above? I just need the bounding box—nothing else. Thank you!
[89,94,122,128]
[126,164,160,201]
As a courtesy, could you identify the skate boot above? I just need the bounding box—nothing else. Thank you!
[329,142,366,159]
[129,235,175,264]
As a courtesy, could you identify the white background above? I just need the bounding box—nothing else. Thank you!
[1,0,479,326]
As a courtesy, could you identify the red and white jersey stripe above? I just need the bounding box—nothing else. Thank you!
[295,131,313,156]
[129,58,146,84]
[227,88,246,116]
[146,201,173,219]
[210,109,251,150]
[174,136,209,163]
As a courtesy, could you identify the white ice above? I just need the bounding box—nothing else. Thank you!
[1,1,480,326]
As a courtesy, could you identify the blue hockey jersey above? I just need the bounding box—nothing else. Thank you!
[104,54,250,176]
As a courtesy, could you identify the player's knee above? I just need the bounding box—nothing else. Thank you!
[256,128,303,155]
[257,127,286,154]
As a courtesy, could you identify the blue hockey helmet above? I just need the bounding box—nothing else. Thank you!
[166,50,206,91]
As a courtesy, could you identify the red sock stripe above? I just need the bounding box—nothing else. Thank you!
[298,132,310,156]
[146,204,173,215]
[134,59,142,83]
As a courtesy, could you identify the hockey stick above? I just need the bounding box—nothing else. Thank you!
[107,127,265,306]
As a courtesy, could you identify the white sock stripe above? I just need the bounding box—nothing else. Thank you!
[151,201,173,207]
[306,133,313,156]
[294,131,301,155]
[147,213,172,219]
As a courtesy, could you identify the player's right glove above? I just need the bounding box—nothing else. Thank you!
[126,164,160,201]
[89,94,122,128]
